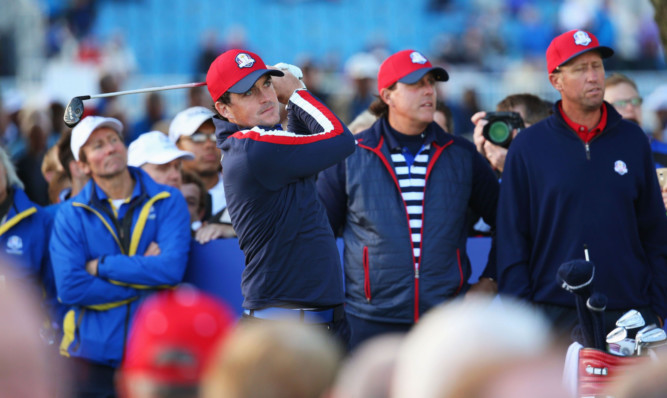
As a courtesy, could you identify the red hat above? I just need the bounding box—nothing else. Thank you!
[546,30,613,73]
[122,287,235,385]
[377,50,448,93]
[206,49,284,101]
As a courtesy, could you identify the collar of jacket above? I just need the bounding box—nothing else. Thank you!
[357,116,453,150]
[552,99,624,134]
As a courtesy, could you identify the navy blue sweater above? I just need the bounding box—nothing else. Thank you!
[216,89,355,310]
[497,102,667,318]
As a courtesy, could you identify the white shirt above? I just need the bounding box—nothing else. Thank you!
[209,172,226,216]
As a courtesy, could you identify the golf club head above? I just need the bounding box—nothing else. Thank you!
[616,309,645,330]
[606,326,627,344]
[557,259,595,295]
[636,325,664,355]
[63,96,89,128]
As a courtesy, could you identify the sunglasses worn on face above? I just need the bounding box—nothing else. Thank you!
[185,132,216,143]
[612,97,642,108]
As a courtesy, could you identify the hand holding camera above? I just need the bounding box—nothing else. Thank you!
[472,111,525,173]
[482,112,524,149]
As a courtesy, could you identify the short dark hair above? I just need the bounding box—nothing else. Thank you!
[213,92,232,122]
[496,93,552,126]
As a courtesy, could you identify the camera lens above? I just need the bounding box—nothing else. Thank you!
[487,121,511,145]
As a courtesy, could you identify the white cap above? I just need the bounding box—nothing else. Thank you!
[71,116,123,161]
[645,85,667,112]
[168,106,215,143]
[127,131,194,167]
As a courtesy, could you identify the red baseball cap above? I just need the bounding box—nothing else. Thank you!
[377,49,448,93]
[122,287,235,385]
[206,49,284,101]
[546,30,613,73]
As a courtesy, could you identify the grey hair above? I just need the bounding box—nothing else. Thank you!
[0,147,24,190]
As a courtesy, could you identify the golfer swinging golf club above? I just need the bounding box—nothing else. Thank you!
[206,49,354,340]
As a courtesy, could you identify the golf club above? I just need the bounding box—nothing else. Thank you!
[63,81,207,128]
[636,325,666,355]
[586,292,607,350]
[616,309,645,339]
[557,259,596,347]
[606,326,627,344]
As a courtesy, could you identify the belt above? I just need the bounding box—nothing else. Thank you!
[243,305,343,324]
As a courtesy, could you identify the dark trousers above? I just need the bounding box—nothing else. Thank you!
[70,358,117,398]
[347,312,412,352]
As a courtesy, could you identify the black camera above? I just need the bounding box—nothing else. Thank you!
[482,112,524,149]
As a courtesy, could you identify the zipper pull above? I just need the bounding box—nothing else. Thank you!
[585,143,591,160]
[415,268,420,279]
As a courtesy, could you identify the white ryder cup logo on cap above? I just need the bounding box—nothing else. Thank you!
[614,160,628,175]
[235,53,255,68]
[573,30,592,46]
[409,51,428,64]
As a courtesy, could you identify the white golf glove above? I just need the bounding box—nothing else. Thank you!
[274,62,307,89]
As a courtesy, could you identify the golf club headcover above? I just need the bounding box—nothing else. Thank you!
[558,259,595,294]
[587,293,607,312]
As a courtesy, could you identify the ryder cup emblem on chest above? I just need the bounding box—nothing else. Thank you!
[614,160,628,176]
[573,30,592,46]
[235,53,255,68]
[410,51,428,64]
[6,235,23,255]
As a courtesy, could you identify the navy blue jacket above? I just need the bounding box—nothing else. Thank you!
[216,89,355,310]
[317,118,499,323]
[497,102,667,318]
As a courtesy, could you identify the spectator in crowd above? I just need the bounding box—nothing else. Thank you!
[180,170,208,232]
[206,49,354,337]
[342,52,380,123]
[201,321,343,398]
[49,116,191,397]
[15,108,51,206]
[330,334,403,398]
[169,107,226,221]
[472,93,552,174]
[118,286,235,398]
[0,262,69,398]
[187,86,211,109]
[41,144,63,186]
[130,92,166,144]
[317,49,499,349]
[604,73,643,126]
[497,30,667,336]
[127,131,194,188]
[55,129,90,203]
[391,296,565,398]
[434,100,454,133]
[0,146,58,327]
[169,109,236,242]
[41,144,69,205]
[605,74,667,167]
